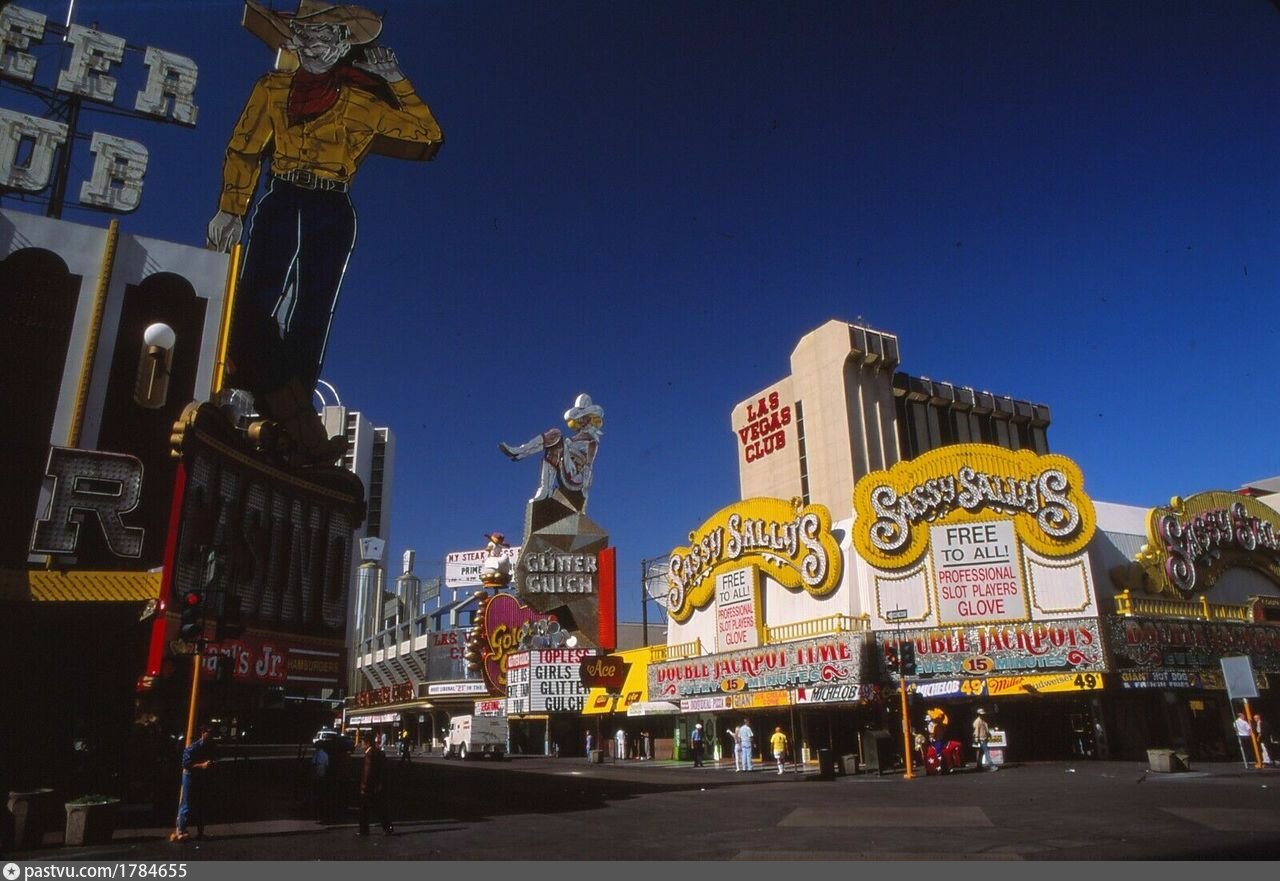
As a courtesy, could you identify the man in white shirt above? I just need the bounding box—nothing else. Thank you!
[1235,712,1256,763]
[736,720,755,772]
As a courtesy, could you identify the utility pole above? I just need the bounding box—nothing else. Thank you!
[886,608,914,780]
[640,559,649,647]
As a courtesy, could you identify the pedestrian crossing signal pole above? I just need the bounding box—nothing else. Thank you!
[1243,698,1264,769]
[183,639,205,747]
[888,609,914,780]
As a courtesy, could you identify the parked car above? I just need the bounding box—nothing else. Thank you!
[312,729,354,753]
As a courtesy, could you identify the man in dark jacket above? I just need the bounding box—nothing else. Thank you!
[690,723,705,767]
[356,738,392,836]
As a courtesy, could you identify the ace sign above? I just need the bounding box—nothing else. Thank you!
[931,520,1028,626]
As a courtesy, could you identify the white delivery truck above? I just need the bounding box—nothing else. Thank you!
[445,715,508,760]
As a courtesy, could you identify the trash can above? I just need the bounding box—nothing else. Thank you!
[8,789,58,850]
[590,749,604,764]
[839,754,859,776]
[817,748,835,780]
[859,729,893,775]
[1146,748,1189,773]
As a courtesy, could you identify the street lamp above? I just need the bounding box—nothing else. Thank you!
[886,608,914,780]
[134,322,175,408]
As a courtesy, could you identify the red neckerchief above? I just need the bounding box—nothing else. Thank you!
[287,64,399,126]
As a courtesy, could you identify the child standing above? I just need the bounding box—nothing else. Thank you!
[770,726,789,775]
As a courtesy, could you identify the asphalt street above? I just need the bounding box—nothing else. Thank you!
[7,754,1280,862]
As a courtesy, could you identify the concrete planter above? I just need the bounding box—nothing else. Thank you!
[7,789,59,850]
[64,798,120,846]
[1146,749,1191,773]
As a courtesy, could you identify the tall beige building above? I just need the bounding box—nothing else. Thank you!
[732,319,1052,521]
[322,405,395,692]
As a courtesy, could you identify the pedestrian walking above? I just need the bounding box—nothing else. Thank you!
[311,742,331,822]
[171,725,216,841]
[690,723,705,767]
[356,737,393,836]
[1236,712,1256,765]
[585,730,594,761]
[737,719,755,772]
[727,727,741,770]
[770,727,788,775]
[972,709,997,771]
[1256,714,1278,766]
[615,728,626,760]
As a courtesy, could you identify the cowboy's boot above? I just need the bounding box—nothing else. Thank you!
[500,428,561,460]
[260,378,347,467]
[499,436,544,460]
[216,387,257,430]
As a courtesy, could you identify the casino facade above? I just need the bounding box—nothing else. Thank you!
[644,319,1280,766]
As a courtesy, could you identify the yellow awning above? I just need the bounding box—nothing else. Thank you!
[582,646,654,715]
[1,569,162,603]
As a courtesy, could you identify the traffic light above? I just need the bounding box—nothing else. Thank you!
[179,590,205,640]
[900,642,917,676]
[884,644,899,675]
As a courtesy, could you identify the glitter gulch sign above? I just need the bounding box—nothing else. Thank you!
[466,592,562,694]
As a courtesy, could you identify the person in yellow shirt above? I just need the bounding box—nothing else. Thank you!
[770,726,788,775]
[208,1,443,465]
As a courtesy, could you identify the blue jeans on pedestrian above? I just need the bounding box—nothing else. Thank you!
[176,770,204,833]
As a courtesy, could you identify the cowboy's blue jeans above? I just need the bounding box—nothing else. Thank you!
[229,178,357,399]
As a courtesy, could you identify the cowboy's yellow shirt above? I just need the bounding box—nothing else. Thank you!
[217,72,443,216]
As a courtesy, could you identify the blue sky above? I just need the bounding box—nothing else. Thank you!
[7,0,1279,624]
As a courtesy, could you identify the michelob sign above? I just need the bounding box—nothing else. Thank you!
[667,497,842,623]
[852,444,1096,570]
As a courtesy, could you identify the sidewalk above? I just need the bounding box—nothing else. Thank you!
[7,757,1277,859]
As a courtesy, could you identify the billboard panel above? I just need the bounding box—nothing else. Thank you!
[446,545,520,588]
[505,649,592,715]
